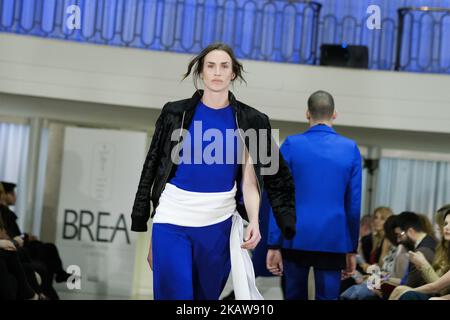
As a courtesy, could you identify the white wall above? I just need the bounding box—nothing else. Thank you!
[1,33,450,134]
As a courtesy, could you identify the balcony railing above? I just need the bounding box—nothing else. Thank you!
[395,6,450,73]
[0,0,322,65]
[1,0,450,74]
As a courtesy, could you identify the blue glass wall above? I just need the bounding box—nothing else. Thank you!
[1,0,449,74]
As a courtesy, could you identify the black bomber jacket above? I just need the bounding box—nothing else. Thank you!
[131,90,296,240]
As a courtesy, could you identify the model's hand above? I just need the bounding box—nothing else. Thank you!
[0,239,17,251]
[342,253,356,278]
[409,251,428,269]
[241,221,261,250]
[266,249,283,276]
[147,240,153,271]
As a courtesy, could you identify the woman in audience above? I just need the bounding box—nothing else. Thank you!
[390,205,450,300]
[360,214,372,239]
[341,207,392,293]
[358,207,393,273]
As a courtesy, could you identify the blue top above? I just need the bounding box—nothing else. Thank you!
[268,124,362,253]
[169,101,240,192]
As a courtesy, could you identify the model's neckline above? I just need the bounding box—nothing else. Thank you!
[199,100,231,111]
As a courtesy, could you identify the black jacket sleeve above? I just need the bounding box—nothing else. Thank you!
[131,105,167,232]
[261,116,296,240]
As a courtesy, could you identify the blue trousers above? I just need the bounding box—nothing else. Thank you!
[152,217,232,300]
[340,282,380,300]
[283,259,342,300]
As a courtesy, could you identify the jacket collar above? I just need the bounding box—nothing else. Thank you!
[306,123,336,134]
[188,90,239,112]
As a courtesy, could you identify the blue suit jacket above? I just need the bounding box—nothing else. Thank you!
[268,124,362,253]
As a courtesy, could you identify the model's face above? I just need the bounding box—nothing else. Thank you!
[443,215,450,241]
[201,50,235,93]
[373,211,387,232]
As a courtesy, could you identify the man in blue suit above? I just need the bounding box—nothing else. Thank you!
[266,90,362,300]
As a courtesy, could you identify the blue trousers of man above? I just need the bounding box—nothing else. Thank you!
[283,259,342,300]
[152,217,232,300]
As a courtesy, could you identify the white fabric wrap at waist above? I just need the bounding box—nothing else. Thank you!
[153,182,264,300]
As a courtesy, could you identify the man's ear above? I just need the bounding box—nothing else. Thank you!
[406,228,414,238]
[306,110,311,120]
[332,111,337,120]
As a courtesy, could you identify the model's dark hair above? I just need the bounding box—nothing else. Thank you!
[307,90,335,121]
[182,42,246,89]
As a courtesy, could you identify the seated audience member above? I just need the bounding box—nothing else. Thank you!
[395,211,436,285]
[358,207,393,273]
[0,182,38,300]
[370,211,436,299]
[359,214,372,239]
[391,205,450,300]
[0,182,62,299]
[340,215,408,300]
[0,182,71,282]
[340,208,392,293]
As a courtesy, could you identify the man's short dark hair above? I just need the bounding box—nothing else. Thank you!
[307,90,335,121]
[397,211,424,233]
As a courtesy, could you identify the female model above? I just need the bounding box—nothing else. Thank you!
[131,42,296,300]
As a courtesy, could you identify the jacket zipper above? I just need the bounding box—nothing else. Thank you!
[153,111,186,215]
[235,113,262,210]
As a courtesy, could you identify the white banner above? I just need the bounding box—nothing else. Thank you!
[56,127,147,298]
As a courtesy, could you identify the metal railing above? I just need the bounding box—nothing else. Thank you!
[0,0,322,65]
[395,6,450,73]
[1,1,450,74]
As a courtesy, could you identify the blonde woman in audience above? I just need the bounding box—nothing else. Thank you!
[341,207,393,293]
[390,205,450,300]
[358,207,393,273]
